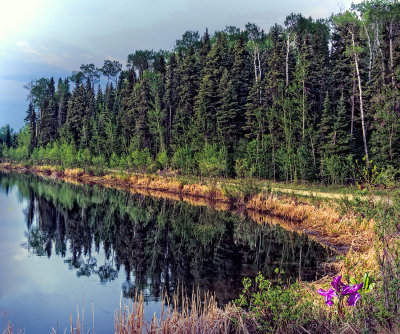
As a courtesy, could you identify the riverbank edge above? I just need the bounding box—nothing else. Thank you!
[1,162,389,333]
[0,162,374,254]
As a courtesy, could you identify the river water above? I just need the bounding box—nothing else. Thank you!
[0,171,333,333]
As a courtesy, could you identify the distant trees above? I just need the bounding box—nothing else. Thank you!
[3,2,400,183]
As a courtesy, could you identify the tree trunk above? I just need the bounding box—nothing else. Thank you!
[253,44,258,82]
[351,31,369,163]
[169,105,172,146]
[286,35,290,87]
[389,19,396,88]
[351,73,355,136]
[302,74,306,140]
[363,20,373,82]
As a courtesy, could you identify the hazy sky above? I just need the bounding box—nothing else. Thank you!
[0,0,361,130]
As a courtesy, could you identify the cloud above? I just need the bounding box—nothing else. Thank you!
[15,40,75,71]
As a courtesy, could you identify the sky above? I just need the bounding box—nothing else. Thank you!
[0,0,362,131]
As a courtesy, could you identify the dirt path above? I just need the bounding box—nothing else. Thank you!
[271,187,393,205]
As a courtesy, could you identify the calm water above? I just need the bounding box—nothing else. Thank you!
[0,172,333,333]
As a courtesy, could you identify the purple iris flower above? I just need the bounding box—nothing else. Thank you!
[318,288,336,306]
[347,292,361,306]
[331,275,345,292]
[318,277,363,307]
[342,282,363,296]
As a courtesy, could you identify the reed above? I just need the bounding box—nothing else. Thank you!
[114,289,254,334]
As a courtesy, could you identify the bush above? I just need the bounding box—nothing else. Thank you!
[77,148,92,171]
[156,150,168,170]
[234,273,313,332]
[129,148,152,173]
[91,155,106,175]
[172,146,196,175]
[196,143,228,177]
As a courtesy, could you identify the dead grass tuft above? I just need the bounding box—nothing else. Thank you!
[247,193,374,251]
[63,168,84,178]
[114,289,254,334]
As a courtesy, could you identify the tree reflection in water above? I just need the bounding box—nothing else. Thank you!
[0,172,333,305]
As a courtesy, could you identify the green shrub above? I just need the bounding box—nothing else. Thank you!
[234,273,313,332]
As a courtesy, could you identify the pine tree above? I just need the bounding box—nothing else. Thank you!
[172,46,198,149]
[164,53,180,146]
[333,94,352,157]
[131,78,151,150]
[319,91,335,158]
[216,69,238,148]
[198,29,211,77]
[64,84,87,144]
[39,98,57,146]
[192,74,215,148]
[231,34,252,134]
[25,102,36,152]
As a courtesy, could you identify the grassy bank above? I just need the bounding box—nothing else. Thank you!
[0,161,385,250]
[1,162,399,333]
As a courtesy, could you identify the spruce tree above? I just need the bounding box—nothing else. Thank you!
[25,102,36,152]
[164,53,180,146]
[231,34,251,134]
[216,69,238,148]
[172,46,198,149]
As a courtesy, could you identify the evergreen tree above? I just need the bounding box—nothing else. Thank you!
[64,84,87,144]
[25,102,36,152]
[172,46,198,149]
[164,53,180,147]
[198,29,211,77]
[192,74,215,148]
[39,98,57,147]
[231,34,252,134]
[216,69,238,148]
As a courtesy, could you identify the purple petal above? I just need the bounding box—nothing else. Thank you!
[326,299,334,306]
[342,282,364,296]
[318,288,336,305]
[341,285,352,296]
[352,283,363,292]
[325,288,337,301]
[331,276,344,292]
[347,292,361,306]
[318,288,328,296]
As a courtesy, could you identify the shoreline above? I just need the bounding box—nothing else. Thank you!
[0,162,373,252]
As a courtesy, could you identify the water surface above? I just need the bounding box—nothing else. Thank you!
[0,172,332,333]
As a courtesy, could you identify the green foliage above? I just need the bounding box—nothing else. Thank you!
[129,148,152,173]
[196,143,228,177]
[322,154,354,184]
[234,273,313,332]
[156,150,168,169]
[172,146,196,174]
[91,155,106,175]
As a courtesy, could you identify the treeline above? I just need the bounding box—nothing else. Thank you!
[3,1,400,183]
[0,125,16,150]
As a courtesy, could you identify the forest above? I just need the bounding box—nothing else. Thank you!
[1,1,399,184]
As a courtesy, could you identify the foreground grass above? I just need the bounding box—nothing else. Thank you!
[1,162,399,333]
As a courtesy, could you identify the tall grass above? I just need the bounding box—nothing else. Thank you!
[114,289,254,334]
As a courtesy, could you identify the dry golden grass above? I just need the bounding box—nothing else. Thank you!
[114,290,254,334]
[35,165,57,175]
[63,168,84,178]
[247,193,374,251]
